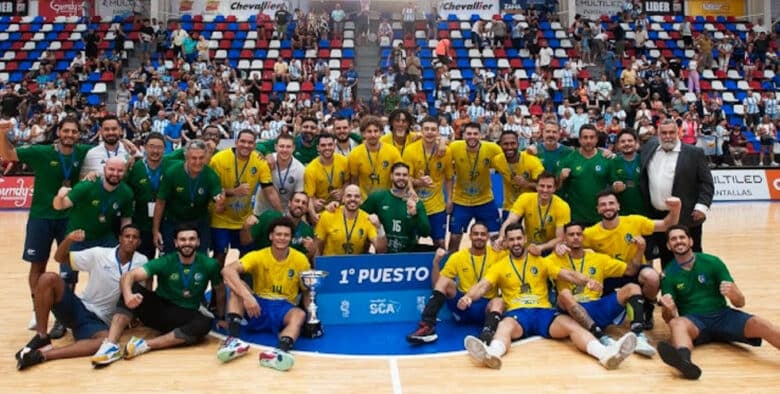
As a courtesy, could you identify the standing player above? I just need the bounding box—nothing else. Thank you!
[380,109,418,155]
[609,129,645,215]
[406,222,506,345]
[558,124,613,225]
[315,184,387,255]
[126,132,168,261]
[348,115,402,199]
[254,133,303,214]
[240,191,317,262]
[657,225,780,380]
[219,217,310,370]
[492,131,545,220]
[402,116,453,249]
[448,122,504,251]
[362,162,430,253]
[304,133,348,220]
[0,117,91,331]
[460,223,637,370]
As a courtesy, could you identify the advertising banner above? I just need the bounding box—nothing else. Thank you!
[574,0,623,20]
[642,0,683,15]
[95,0,135,19]
[38,0,88,19]
[684,0,745,17]
[438,0,499,21]
[0,0,29,16]
[499,0,551,14]
[0,176,33,209]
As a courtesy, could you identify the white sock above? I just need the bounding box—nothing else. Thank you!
[487,341,507,357]
[586,339,607,360]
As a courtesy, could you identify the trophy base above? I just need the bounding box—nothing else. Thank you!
[302,322,324,338]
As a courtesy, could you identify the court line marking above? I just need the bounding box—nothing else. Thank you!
[209,331,542,360]
[389,358,403,394]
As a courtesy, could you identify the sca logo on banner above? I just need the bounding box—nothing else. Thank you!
[368,298,401,315]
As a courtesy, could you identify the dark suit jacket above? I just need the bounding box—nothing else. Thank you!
[639,138,714,226]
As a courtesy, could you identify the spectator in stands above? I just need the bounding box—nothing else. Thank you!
[402,3,416,38]
[196,35,210,62]
[171,23,188,59]
[538,40,553,72]
[681,19,692,48]
[491,19,507,49]
[155,21,170,62]
[84,28,100,59]
[717,33,734,72]
[275,5,291,40]
[743,89,761,128]
[756,115,777,166]
[742,43,758,83]
[729,126,748,166]
[331,3,346,39]
[378,18,393,46]
[435,38,452,68]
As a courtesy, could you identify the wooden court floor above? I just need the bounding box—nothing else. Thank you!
[1,203,780,393]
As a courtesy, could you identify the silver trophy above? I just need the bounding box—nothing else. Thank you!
[300,270,328,338]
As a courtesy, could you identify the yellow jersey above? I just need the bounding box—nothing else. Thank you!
[380,132,419,156]
[240,247,311,303]
[509,193,571,245]
[485,253,561,310]
[449,140,503,206]
[583,215,655,263]
[303,155,349,201]
[439,247,507,298]
[347,143,403,199]
[209,148,272,229]
[315,206,378,256]
[492,151,545,211]
[546,251,627,302]
[402,140,453,215]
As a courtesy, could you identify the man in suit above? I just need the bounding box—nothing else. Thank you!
[640,119,714,267]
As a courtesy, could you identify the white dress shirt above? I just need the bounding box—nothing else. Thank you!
[648,140,708,213]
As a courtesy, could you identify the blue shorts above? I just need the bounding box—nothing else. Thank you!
[449,201,501,234]
[22,217,68,262]
[581,293,626,329]
[685,308,762,347]
[211,228,253,256]
[504,308,558,339]
[602,264,654,295]
[446,290,489,324]
[51,285,108,340]
[428,211,447,241]
[246,296,297,334]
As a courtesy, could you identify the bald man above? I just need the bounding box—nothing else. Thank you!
[314,184,387,255]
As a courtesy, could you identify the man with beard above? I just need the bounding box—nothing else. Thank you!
[332,116,362,157]
[580,190,680,329]
[348,116,402,199]
[558,125,613,225]
[218,217,310,370]
[492,131,544,221]
[496,172,570,256]
[407,222,506,345]
[314,184,387,255]
[535,120,573,174]
[89,225,223,366]
[448,122,503,251]
[656,225,780,380]
[0,116,91,332]
[304,133,348,220]
[241,191,317,262]
[53,157,134,289]
[253,133,302,214]
[15,225,148,370]
[361,162,430,253]
[153,140,225,254]
[80,115,136,178]
[126,133,168,261]
[461,223,637,370]
[640,119,713,267]
[550,223,655,358]
[402,117,453,248]
[257,117,319,165]
[380,109,418,155]
[609,129,645,216]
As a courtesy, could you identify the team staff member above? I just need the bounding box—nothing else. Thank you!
[304,133,348,221]
[362,162,430,253]
[536,120,573,174]
[219,217,310,371]
[257,117,320,165]
[492,131,545,220]
[348,115,402,199]
[153,139,225,254]
[254,134,303,214]
[80,115,136,179]
[90,225,224,366]
[15,226,148,370]
[0,117,91,331]
[126,133,169,261]
[448,122,504,251]
[241,191,317,262]
[609,129,645,216]
[315,184,387,255]
[497,172,570,256]
[558,125,613,225]
[403,116,453,248]
[406,222,506,345]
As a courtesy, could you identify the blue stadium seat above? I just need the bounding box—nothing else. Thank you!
[484,58,497,69]
[455,48,467,58]
[235,31,247,40]
[273,82,287,92]
[9,72,23,83]
[319,39,329,49]
[87,94,101,106]
[456,58,469,69]
[88,72,101,82]
[214,15,226,23]
[342,49,354,58]
[231,40,243,49]
[452,39,464,48]
[80,83,94,94]
[204,23,216,32]
[422,80,435,91]
[228,22,239,31]
[461,69,473,80]
[228,49,240,59]
[523,59,535,69]
[181,15,192,23]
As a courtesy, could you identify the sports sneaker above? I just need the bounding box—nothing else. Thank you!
[657,341,701,380]
[91,340,122,366]
[478,327,495,345]
[635,333,656,357]
[598,335,616,347]
[123,336,150,360]
[15,334,52,360]
[464,335,502,369]
[599,332,637,370]
[405,321,438,344]
[17,349,45,370]
[217,337,251,363]
[643,303,655,330]
[48,320,67,340]
[259,348,295,371]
